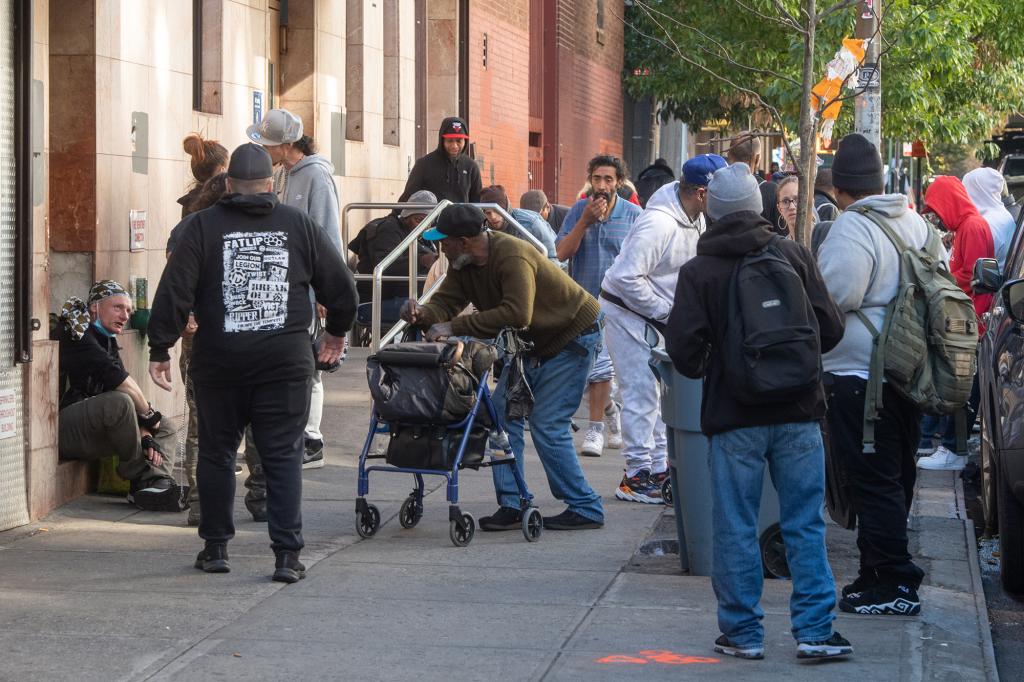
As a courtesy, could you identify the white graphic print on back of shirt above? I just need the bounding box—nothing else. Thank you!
[222,231,290,332]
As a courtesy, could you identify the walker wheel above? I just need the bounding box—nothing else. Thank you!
[399,495,423,529]
[522,508,543,542]
[760,523,790,579]
[356,504,381,538]
[661,477,673,505]
[449,512,475,547]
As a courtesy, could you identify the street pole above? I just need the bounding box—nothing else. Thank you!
[853,0,881,150]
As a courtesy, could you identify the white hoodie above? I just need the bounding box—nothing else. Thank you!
[600,181,703,322]
[964,167,1016,271]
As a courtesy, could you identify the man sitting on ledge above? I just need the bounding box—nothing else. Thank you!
[57,280,183,511]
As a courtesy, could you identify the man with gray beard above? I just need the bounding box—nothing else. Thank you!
[400,204,605,531]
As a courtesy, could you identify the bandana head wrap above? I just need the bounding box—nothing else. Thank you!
[60,280,130,340]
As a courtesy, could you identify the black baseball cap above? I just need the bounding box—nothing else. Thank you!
[227,143,274,180]
[421,204,487,240]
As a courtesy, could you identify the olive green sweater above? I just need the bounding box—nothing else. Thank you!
[417,231,600,357]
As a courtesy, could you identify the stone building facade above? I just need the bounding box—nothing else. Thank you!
[5,0,628,528]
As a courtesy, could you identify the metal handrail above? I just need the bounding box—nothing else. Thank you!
[377,269,449,349]
[358,201,555,352]
[370,200,452,352]
[342,202,439,251]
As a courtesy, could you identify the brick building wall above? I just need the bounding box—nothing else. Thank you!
[552,0,625,205]
[463,0,626,209]
[468,0,531,203]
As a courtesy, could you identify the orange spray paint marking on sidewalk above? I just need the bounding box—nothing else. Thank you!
[596,650,721,665]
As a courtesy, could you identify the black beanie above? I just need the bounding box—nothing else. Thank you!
[831,133,883,192]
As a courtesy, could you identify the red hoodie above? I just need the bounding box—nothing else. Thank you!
[924,175,994,332]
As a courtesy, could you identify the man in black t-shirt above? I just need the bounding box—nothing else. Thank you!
[57,280,182,512]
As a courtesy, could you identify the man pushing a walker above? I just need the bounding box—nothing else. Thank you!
[401,204,605,531]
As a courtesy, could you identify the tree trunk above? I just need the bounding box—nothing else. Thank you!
[796,0,818,247]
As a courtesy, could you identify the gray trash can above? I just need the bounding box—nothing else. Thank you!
[651,349,788,578]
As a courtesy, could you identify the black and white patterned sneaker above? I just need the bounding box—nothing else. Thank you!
[839,584,921,615]
[797,632,853,658]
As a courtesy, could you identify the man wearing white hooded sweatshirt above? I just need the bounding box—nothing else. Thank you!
[599,154,726,503]
[963,166,1016,271]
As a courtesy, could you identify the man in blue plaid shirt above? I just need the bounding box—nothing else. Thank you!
[557,155,642,457]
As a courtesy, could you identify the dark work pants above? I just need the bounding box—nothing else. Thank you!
[193,378,312,554]
[824,373,925,589]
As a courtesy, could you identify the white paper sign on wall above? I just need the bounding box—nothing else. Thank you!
[0,389,16,440]
[129,209,147,252]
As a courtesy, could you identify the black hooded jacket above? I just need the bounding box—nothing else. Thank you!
[148,192,358,386]
[398,117,482,204]
[665,211,844,436]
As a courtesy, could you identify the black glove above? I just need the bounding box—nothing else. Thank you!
[138,407,162,432]
[141,434,157,452]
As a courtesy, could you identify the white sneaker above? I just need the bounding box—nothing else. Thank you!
[917,445,967,471]
[580,426,604,457]
[604,402,623,449]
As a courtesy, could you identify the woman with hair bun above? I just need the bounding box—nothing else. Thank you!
[178,133,228,219]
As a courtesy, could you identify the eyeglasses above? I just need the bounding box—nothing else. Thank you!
[778,198,798,208]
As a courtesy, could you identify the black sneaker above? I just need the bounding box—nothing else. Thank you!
[194,544,230,573]
[129,477,185,512]
[303,439,325,469]
[272,551,306,584]
[479,507,522,531]
[713,634,764,660]
[797,632,853,659]
[839,584,920,615]
[542,509,603,530]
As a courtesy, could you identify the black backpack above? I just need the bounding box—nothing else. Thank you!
[723,237,821,404]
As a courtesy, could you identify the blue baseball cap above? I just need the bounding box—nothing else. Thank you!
[682,154,728,187]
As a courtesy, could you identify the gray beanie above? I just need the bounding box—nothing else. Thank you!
[706,162,763,220]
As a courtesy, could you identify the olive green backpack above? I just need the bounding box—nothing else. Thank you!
[853,208,978,452]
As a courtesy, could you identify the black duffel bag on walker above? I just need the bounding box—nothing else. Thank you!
[367,339,498,469]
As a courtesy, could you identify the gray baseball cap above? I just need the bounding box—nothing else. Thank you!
[246,108,303,146]
[399,190,438,219]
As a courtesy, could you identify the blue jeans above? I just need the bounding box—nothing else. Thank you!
[919,414,950,450]
[491,327,605,523]
[709,422,836,646]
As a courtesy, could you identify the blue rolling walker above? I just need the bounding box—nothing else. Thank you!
[355,352,542,547]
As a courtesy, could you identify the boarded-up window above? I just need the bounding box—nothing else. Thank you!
[345,0,364,141]
[383,0,400,146]
[192,0,223,114]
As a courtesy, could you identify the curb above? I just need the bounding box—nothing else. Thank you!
[957,476,1000,682]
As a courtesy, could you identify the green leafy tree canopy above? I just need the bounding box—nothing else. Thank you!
[624,0,1024,144]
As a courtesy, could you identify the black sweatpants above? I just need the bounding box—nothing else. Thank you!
[193,378,312,554]
[824,373,925,589]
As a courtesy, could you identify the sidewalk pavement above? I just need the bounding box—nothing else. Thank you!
[0,349,999,681]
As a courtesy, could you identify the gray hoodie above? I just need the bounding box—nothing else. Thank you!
[817,193,945,376]
[275,154,342,255]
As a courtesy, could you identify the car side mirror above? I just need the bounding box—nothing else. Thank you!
[973,258,1003,294]
[1002,279,1024,323]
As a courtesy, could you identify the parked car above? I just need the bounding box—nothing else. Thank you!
[973,205,1024,594]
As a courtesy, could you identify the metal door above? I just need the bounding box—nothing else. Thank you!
[0,0,29,530]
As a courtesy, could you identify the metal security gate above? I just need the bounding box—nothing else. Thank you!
[0,0,29,531]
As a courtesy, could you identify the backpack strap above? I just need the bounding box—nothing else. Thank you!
[850,207,907,455]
